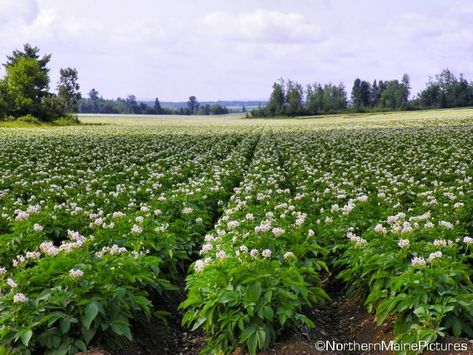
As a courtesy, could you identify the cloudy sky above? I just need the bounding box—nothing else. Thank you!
[0,0,472,101]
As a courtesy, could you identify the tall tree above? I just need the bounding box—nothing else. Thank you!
[0,80,11,118]
[436,69,457,90]
[187,96,199,114]
[322,83,347,113]
[378,80,387,98]
[267,79,285,116]
[57,67,81,114]
[154,97,163,114]
[360,81,371,107]
[125,94,138,114]
[88,88,100,101]
[86,88,100,112]
[351,78,362,109]
[351,79,371,110]
[3,44,52,119]
[417,69,472,108]
[285,80,304,116]
[305,83,324,115]
[419,79,441,108]
[4,56,49,117]
[379,80,406,109]
[5,43,51,77]
[370,80,381,107]
[401,73,411,106]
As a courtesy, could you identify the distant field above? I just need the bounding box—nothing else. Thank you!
[79,107,473,129]
[1,107,473,354]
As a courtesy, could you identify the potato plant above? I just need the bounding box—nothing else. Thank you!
[0,113,473,354]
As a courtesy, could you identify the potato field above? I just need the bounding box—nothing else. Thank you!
[1,110,473,354]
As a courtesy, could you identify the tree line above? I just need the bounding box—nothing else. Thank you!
[0,44,81,122]
[251,70,473,117]
[79,93,229,115]
[0,44,230,122]
[2,44,473,121]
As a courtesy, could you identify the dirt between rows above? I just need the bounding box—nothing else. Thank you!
[80,275,473,355]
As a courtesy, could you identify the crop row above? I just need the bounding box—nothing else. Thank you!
[0,130,259,354]
[1,121,473,354]
[182,131,328,354]
[183,124,473,353]
[279,126,473,345]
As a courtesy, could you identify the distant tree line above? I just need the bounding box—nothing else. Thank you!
[79,93,230,115]
[0,44,81,122]
[251,70,473,117]
[416,70,473,109]
[252,79,348,117]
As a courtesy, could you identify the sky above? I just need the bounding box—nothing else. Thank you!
[0,0,472,101]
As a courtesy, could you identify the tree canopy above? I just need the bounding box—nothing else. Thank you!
[0,44,79,121]
[251,70,473,118]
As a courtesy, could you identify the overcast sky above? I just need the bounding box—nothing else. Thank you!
[0,0,472,101]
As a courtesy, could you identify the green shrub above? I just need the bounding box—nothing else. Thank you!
[54,116,81,126]
[16,115,41,124]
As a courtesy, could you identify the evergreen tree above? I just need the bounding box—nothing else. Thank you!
[370,80,381,107]
[351,78,362,109]
[154,97,163,114]
[267,80,285,116]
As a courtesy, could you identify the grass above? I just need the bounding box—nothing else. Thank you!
[0,117,81,128]
[0,121,48,128]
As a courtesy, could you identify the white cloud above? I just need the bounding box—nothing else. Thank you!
[203,10,322,44]
[0,0,39,25]
[389,12,458,39]
[0,0,472,100]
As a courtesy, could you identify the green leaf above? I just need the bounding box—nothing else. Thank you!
[263,306,274,321]
[60,318,71,334]
[191,317,206,331]
[74,340,87,352]
[241,323,258,341]
[247,333,258,355]
[279,313,287,326]
[247,282,262,302]
[219,292,235,304]
[55,342,70,355]
[81,302,99,330]
[256,327,266,349]
[413,306,427,319]
[247,305,255,317]
[297,314,315,328]
[81,325,97,344]
[452,317,462,337]
[263,291,272,302]
[20,329,33,347]
[111,320,132,340]
[238,318,245,331]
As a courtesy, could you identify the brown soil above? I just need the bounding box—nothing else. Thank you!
[257,273,473,355]
[256,273,393,355]
[111,277,206,355]
[79,276,206,355]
